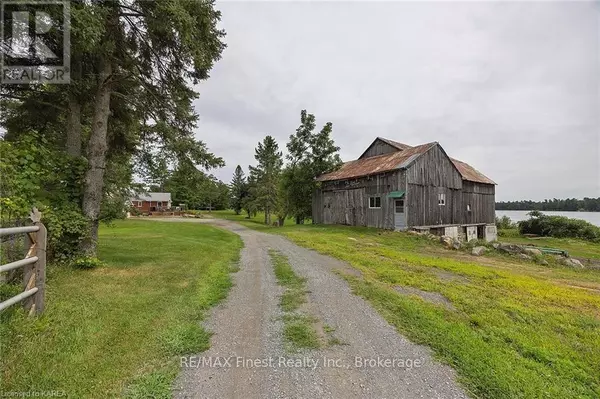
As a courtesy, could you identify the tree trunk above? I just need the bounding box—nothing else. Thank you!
[81,57,112,256]
[66,57,82,157]
[66,95,82,157]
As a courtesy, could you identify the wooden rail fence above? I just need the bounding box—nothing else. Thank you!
[0,208,47,315]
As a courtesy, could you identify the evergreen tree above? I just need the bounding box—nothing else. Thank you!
[249,136,283,225]
[230,165,247,215]
[1,0,226,256]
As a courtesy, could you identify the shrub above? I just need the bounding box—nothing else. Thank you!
[495,215,515,230]
[518,211,600,242]
[41,205,90,261]
[70,256,104,270]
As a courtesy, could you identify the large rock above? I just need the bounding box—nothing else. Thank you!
[562,257,584,269]
[518,253,532,260]
[523,247,542,256]
[497,243,524,254]
[472,246,487,256]
[440,236,453,249]
[451,239,462,250]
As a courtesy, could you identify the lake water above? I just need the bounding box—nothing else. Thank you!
[496,210,600,227]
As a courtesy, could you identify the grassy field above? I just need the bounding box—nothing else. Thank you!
[499,228,600,260]
[0,220,242,398]
[214,210,600,399]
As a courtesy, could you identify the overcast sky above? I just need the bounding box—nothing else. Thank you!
[192,1,599,202]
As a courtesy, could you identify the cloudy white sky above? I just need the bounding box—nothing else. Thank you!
[193,1,599,201]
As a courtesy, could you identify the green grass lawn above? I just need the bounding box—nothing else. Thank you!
[215,210,600,398]
[0,220,242,398]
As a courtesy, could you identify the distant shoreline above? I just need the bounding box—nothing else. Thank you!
[495,210,600,213]
[495,210,600,227]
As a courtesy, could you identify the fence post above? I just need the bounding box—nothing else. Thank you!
[22,218,37,314]
[22,208,46,316]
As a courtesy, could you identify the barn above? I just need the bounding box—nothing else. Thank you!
[312,137,497,241]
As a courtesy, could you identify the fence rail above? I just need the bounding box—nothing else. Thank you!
[0,208,47,316]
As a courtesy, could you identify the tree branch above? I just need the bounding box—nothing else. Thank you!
[0,93,66,111]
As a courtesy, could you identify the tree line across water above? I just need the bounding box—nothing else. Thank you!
[496,198,600,212]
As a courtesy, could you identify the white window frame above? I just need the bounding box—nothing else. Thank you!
[369,196,381,209]
[467,204,471,212]
[438,193,446,206]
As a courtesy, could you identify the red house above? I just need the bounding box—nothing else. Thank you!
[130,192,172,212]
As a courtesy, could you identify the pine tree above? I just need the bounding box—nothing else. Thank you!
[1,1,227,256]
[249,136,283,225]
[230,165,247,215]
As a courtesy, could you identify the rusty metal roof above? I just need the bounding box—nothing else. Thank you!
[450,158,496,185]
[316,142,436,181]
[317,138,495,184]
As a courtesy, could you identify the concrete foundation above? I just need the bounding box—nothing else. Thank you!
[485,224,497,242]
[466,226,477,242]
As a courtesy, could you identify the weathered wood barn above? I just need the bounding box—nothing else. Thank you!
[313,137,498,241]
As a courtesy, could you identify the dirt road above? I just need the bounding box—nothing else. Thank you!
[167,218,469,398]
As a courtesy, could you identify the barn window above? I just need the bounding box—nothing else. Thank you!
[369,197,381,209]
[438,193,446,206]
[467,204,472,212]
[395,199,404,213]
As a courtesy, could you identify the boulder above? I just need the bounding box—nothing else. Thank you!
[497,243,524,254]
[452,239,462,250]
[518,253,532,260]
[472,246,487,256]
[492,242,500,249]
[537,259,549,266]
[523,247,542,256]
[562,257,584,269]
[408,230,420,235]
[440,236,454,249]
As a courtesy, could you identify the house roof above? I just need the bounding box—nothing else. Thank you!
[317,138,495,184]
[316,142,436,181]
[131,192,172,202]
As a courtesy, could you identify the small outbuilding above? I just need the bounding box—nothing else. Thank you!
[312,137,497,241]
[130,192,172,212]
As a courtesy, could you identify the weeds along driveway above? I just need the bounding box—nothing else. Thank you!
[151,218,469,398]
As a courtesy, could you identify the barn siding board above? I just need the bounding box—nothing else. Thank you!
[462,182,495,224]
[360,140,400,159]
[406,145,462,189]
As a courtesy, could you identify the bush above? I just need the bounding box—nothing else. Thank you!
[518,211,600,242]
[70,256,104,270]
[41,205,90,261]
[495,215,515,230]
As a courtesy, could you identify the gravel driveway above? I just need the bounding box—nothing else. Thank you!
[164,218,469,399]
